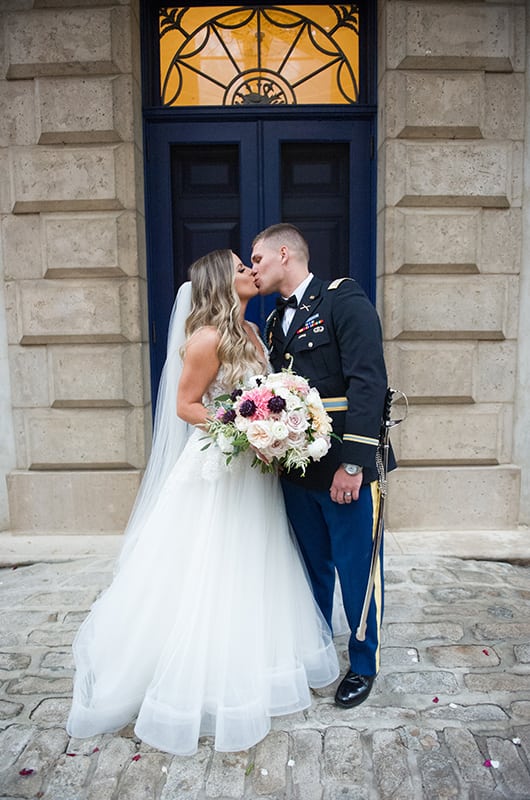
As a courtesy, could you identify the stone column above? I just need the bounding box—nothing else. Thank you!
[379,0,525,530]
[514,9,530,525]
[0,0,148,535]
[0,246,16,531]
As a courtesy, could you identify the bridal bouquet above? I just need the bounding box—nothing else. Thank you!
[205,371,334,474]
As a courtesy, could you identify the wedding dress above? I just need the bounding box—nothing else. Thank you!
[67,294,339,756]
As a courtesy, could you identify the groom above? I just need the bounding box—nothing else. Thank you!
[251,223,394,708]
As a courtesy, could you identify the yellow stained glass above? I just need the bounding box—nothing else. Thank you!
[159,5,360,106]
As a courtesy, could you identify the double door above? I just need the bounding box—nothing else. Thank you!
[144,116,375,393]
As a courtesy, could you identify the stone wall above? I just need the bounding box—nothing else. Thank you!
[0,0,147,534]
[379,0,526,529]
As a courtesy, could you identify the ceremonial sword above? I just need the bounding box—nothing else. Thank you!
[355,387,408,642]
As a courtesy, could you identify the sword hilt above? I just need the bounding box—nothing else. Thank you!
[384,388,408,429]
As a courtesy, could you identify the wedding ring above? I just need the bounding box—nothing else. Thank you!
[344,492,352,497]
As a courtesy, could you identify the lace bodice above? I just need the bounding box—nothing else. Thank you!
[201,323,270,406]
[202,366,234,406]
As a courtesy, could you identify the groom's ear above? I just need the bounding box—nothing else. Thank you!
[279,245,289,263]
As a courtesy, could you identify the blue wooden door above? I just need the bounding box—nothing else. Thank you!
[145,116,374,397]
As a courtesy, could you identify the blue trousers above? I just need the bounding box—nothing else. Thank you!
[281,479,384,676]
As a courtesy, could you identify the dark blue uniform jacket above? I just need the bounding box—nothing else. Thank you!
[266,276,396,491]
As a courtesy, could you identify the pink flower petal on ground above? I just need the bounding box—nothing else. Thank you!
[483,759,492,767]
[132,754,142,762]
[19,768,34,776]
[66,753,77,757]
[482,649,490,656]
[432,696,439,703]
[92,747,100,753]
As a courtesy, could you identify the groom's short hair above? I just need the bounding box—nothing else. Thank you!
[253,223,309,263]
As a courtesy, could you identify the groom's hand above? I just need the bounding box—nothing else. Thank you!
[329,468,363,504]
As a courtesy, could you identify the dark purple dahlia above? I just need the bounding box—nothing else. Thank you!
[268,395,286,413]
[222,409,237,424]
[238,399,257,417]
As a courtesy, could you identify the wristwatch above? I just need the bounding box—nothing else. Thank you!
[342,463,363,476]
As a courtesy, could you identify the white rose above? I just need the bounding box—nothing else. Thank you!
[270,420,289,440]
[216,432,235,455]
[246,420,275,450]
[264,373,285,387]
[234,415,251,432]
[307,437,330,461]
[287,430,307,447]
[306,387,324,413]
[262,438,290,459]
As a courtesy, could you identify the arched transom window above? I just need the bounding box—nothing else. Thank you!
[159,5,360,106]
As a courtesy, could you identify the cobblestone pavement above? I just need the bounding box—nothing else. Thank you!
[0,554,529,800]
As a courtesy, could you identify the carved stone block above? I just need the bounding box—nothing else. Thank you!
[15,407,146,469]
[5,7,131,79]
[385,2,525,72]
[42,211,138,277]
[10,144,134,213]
[49,343,145,407]
[36,75,133,144]
[7,469,141,534]
[387,466,521,530]
[383,275,518,341]
[384,141,519,208]
[5,278,143,344]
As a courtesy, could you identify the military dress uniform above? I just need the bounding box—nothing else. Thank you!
[266,275,394,678]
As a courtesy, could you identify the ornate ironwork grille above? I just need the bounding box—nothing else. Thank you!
[159,5,360,106]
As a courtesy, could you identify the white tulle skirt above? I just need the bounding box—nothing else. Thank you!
[67,430,339,755]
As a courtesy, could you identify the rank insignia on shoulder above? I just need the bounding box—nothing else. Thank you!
[328,277,353,290]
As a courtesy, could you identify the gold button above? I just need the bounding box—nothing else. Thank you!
[308,342,314,348]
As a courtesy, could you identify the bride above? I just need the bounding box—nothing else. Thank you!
[66,249,339,756]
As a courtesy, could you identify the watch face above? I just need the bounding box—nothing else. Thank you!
[344,464,360,475]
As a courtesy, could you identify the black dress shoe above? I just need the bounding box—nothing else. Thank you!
[334,672,375,708]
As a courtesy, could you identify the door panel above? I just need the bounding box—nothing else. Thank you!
[281,142,350,281]
[145,117,374,398]
[146,120,260,389]
[262,120,373,290]
[171,144,241,287]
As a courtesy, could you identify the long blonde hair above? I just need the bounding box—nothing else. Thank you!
[185,249,263,387]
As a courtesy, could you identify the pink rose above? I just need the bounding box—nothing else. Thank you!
[285,410,309,434]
